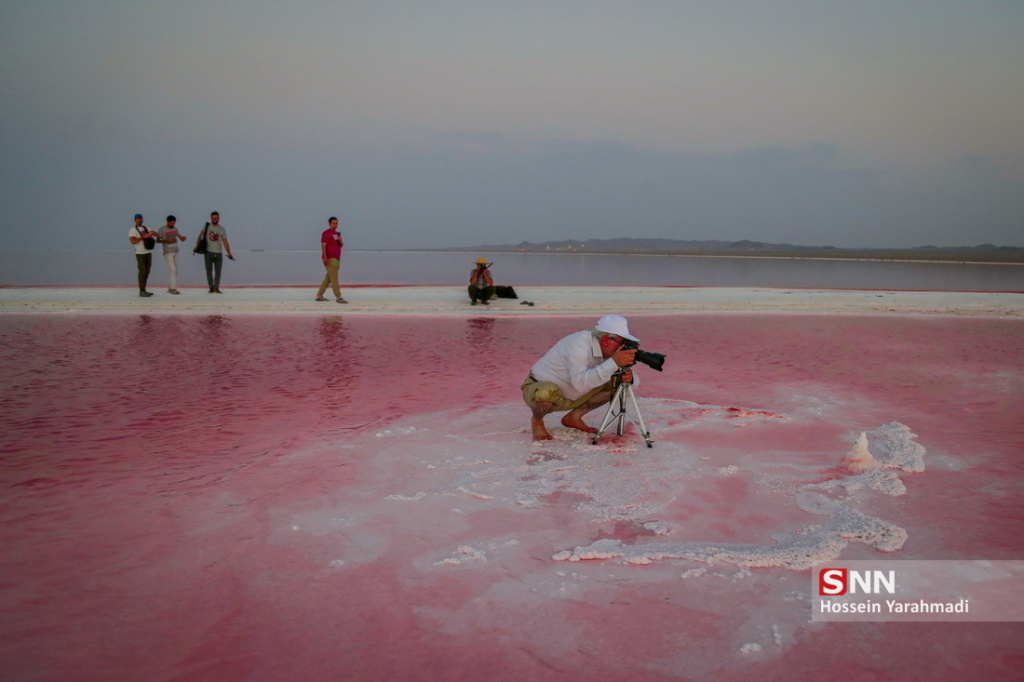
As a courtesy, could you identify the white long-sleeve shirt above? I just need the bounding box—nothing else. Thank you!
[530,330,636,400]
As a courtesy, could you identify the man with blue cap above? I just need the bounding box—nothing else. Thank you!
[128,213,156,297]
[521,315,639,441]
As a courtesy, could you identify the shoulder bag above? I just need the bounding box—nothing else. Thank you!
[138,227,156,250]
[194,223,209,254]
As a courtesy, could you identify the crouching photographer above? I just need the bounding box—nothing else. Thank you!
[521,315,665,441]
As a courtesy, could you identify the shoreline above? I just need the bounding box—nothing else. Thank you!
[428,249,1024,266]
[1,285,1021,317]
[4,247,1024,265]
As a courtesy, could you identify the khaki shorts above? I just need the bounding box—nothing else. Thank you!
[521,374,611,412]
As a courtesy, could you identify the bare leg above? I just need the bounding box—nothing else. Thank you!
[530,401,555,440]
[560,390,613,434]
[560,409,597,433]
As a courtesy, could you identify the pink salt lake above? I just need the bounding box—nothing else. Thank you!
[1,310,1022,680]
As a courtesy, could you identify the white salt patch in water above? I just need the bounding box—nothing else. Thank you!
[456,485,495,500]
[643,521,671,535]
[386,491,436,501]
[374,426,420,437]
[552,476,913,569]
[810,470,907,496]
[550,421,921,569]
[436,545,488,565]
[434,537,520,566]
[294,397,929,670]
[841,423,926,474]
[362,401,925,571]
[858,422,926,472]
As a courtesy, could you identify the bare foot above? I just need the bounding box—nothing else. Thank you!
[561,413,597,433]
[531,418,553,441]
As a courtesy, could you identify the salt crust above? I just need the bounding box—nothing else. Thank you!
[372,400,925,572]
[311,403,929,670]
[841,422,926,473]
[434,538,520,566]
[550,421,923,569]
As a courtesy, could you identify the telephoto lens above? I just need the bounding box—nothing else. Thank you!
[621,339,666,372]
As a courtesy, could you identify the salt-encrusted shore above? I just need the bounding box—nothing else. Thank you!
[1,285,1021,316]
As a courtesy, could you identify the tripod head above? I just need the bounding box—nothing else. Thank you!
[610,367,634,387]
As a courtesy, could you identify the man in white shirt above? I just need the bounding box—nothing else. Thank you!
[522,315,639,441]
[128,213,156,297]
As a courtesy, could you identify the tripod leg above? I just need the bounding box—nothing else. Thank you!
[615,390,627,436]
[624,385,654,447]
[592,383,624,444]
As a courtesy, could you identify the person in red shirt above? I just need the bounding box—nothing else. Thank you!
[316,216,347,303]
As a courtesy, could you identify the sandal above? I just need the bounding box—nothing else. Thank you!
[315,296,327,301]
[336,298,349,304]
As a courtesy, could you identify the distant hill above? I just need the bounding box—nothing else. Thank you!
[440,238,1024,263]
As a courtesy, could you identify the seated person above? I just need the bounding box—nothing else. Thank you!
[468,258,495,305]
[521,315,639,441]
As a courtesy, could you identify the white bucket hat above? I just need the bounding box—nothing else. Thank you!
[594,315,639,343]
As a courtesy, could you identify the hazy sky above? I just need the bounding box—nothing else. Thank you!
[2,0,1022,250]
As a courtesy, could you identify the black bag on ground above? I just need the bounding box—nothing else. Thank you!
[495,285,518,299]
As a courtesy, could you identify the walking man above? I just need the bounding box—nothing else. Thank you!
[195,211,234,293]
[315,216,348,303]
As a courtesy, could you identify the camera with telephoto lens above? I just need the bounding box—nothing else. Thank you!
[620,339,666,372]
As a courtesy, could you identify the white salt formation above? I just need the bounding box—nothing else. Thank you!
[871,422,926,472]
[842,431,878,472]
[361,400,926,573]
[548,421,922,569]
[290,398,937,674]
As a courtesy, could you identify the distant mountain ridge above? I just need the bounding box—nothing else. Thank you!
[442,238,1024,263]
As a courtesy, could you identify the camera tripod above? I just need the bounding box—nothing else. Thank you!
[592,370,654,448]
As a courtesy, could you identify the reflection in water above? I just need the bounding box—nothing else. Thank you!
[315,317,353,412]
[199,314,231,342]
[464,317,501,402]
[464,316,496,348]
[129,315,157,349]
[317,317,349,357]
[128,316,194,398]
[191,315,234,381]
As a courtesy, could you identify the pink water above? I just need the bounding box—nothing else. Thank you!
[1,313,1022,680]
